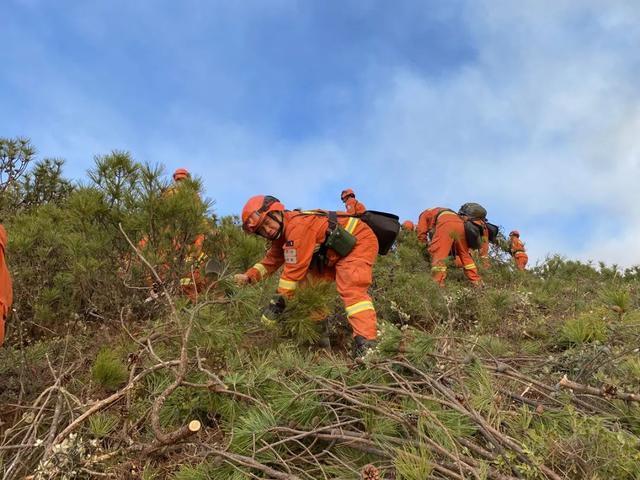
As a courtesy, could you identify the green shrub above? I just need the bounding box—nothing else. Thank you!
[88,412,119,439]
[171,463,213,480]
[558,313,608,346]
[600,286,630,314]
[621,358,640,383]
[394,446,433,479]
[92,348,128,391]
[281,280,337,343]
[474,335,511,357]
[405,329,436,369]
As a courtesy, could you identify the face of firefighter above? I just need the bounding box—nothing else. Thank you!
[256,211,284,240]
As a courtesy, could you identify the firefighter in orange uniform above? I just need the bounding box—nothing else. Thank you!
[340,189,366,215]
[235,195,378,356]
[0,224,13,347]
[139,168,208,302]
[509,230,528,270]
[457,203,491,269]
[401,220,415,231]
[169,168,208,300]
[417,208,481,287]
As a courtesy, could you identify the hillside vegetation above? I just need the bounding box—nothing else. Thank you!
[1,140,640,479]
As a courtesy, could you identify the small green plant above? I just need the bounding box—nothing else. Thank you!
[362,409,399,437]
[601,287,630,312]
[558,313,608,346]
[88,412,119,439]
[281,280,337,344]
[91,348,128,391]
[229,407,277,454]
[394,445,433,479]
[171,463,213,480]
[488,290,513,313]
[405,329,436,369]
[475,335,511,357]
[141,464,160,480]
[621,358,640,383]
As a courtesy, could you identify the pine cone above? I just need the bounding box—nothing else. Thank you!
[361,464,381,480]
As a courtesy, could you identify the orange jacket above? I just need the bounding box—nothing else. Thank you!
[245,211,370,296]
[416,207,455,244]
[344,197,366,216]
[509,236,526,255]
[0,225,14,346]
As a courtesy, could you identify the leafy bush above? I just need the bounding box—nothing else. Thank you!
[88,412,119,439]
[558,312,608,346]
[92,348,127,391]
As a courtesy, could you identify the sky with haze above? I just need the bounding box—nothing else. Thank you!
[2,0,640,266]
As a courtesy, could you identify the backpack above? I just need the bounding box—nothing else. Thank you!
[358,210,401,255]
[486,222,499,243]
[434,208,484,250]
[463,220,485,250]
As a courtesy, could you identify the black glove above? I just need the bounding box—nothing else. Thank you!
[260,294,286,328]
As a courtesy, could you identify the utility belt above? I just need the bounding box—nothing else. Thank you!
[294,210,357,272]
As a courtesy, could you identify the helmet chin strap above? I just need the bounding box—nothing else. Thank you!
[273,212,285,240]
[264,211,285,240]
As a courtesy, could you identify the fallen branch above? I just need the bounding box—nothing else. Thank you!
[558,375,640,402]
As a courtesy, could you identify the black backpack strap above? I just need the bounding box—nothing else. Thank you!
[328,211,338,231]
[311,211,338,274]
[434,208,456,224]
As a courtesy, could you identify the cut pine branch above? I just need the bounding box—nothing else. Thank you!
[558,375,640,402]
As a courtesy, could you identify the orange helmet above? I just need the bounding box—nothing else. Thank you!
[241,195,285,233]
[173,168,190,181]
[341,188,355,202]
[509,230,520,237]
[402,220,414,231]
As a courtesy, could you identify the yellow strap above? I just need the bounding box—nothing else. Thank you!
[180,277,193,285]
[278,278,298,291]
[431,266,447,272]
[345,217,359,234]
[438,211,457,217]
[345,300,375,317]
[253,263,268,277]
[463,263,477,270]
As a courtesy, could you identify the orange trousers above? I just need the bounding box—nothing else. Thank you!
[306,227,379,340]
[429,218,481,286]
[479,240,490,269]
[180,268,207,302]
[1,224,13,347]
[514,252,528,270]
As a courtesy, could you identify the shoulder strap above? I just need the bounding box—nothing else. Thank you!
[435,208,456,222]
[291,210,356,222]
[328,211,338,231]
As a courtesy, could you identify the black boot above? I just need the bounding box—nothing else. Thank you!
[353,335,377,360]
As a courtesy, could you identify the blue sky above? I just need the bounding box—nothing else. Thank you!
[2,0,640,265]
